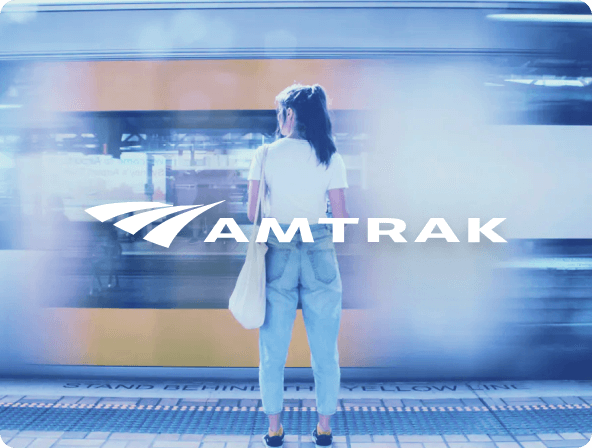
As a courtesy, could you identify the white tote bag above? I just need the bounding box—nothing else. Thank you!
[229,144,270,329]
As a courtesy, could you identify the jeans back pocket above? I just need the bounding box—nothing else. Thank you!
[266,248,292,283]
[306,248,338,284]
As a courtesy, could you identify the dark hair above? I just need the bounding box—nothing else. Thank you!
[275,83,337,169]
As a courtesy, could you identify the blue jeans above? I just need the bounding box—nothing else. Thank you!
[259,222,342,416]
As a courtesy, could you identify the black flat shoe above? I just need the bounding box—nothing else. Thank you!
[262,430,284,447]
[312,427,333,447]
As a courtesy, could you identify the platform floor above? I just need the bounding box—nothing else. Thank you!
[0,379,591,448]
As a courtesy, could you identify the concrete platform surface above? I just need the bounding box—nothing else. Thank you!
[0,379,591,448]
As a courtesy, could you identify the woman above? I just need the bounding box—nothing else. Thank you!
[247,83,349,448]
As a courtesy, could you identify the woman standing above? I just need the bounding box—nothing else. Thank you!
[247,84,349,448]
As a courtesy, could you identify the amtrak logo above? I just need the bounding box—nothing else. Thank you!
[85,201,225,248]
[87,201,508,245]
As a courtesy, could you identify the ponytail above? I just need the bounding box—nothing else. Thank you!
[275,83,337,169]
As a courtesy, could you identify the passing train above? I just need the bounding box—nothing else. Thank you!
[0,0,591,380]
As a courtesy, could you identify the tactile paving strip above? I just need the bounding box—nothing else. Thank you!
[0,403,591,435]
[490,407,592,435]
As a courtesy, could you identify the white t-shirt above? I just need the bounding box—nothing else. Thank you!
[247,137,349,224]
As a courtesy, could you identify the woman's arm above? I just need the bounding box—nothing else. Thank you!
[247,180,260,223]
[328,188,349,219]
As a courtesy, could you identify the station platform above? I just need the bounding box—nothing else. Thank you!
[0,378,591,448]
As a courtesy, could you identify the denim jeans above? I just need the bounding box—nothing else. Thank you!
[259,222,342,416]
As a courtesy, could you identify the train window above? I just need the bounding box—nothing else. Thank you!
[0,52,591,312]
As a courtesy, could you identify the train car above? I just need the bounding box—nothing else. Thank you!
[0,0,591,379]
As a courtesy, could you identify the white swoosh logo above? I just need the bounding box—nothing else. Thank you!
[84,200,225,248]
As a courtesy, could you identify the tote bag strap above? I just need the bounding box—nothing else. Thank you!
[253,144,270,228]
